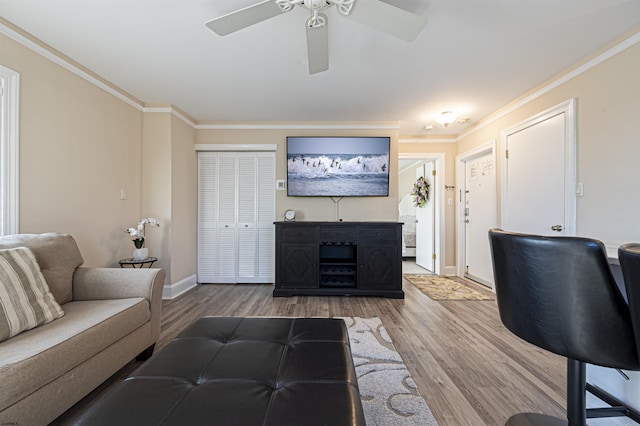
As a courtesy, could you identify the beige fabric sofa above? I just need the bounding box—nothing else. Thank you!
[0,233,165,425]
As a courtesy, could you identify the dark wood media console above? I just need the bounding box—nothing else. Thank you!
[273,221,404,298]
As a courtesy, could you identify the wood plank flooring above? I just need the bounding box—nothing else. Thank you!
[54,276,636,425]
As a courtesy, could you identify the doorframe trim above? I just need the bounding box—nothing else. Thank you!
[499,98,577,236]
[398,152,445,275]
[455,140,497,282]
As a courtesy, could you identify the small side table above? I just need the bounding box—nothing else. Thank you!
[119,257,158,268]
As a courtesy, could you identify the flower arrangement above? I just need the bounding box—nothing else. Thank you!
[126,218,160,248]
[411,176,430,208]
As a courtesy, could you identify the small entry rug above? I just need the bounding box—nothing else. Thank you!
[404,275,494,301]
[342,317,438,425]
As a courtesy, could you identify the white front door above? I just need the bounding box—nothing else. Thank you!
[416,162,435,272]
[502,99,576,236]
[464,151,497,287]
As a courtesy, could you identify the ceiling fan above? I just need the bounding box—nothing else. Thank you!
[205,0,427,74]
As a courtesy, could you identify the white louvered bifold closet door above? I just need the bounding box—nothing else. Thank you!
[256,153,276,282]
[237,153,257,281]
[217,153,238,282]
[197,153,218,283]
[197,151,275,284]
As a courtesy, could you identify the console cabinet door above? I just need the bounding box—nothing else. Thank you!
[280,244,318,288]
[358,245,397,289]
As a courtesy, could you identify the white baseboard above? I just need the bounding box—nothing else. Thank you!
[443,266,457,276]
[163,274,197,300]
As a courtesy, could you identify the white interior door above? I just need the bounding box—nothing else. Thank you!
[464,152,497,288]
[502,101,575,236]
[416,162,435,272]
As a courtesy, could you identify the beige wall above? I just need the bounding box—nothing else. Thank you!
[196,127,400,222]
[1,27,199,285]
[170,115,197,283]
[0,31,144,266]
[141,112,198,287]
[457,39,640,247]
[142,112,172,276]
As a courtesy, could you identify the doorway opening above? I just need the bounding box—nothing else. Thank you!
[398,153,445,275]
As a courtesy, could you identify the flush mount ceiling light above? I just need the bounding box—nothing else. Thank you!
[435,110,460,128]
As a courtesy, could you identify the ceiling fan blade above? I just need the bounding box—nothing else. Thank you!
[348,0,426,42]
[306,15,329,75]
[205,1,286,36]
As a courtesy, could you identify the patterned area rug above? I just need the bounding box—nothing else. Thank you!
[342,317,438,426]
[404,275,494,301]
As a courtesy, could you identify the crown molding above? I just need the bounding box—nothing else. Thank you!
[457,30,640,141]
[0,21,145,113]
[143,106,196,128]
[399,138,457,144]
[195,144,278,152]
[195,123,400,130]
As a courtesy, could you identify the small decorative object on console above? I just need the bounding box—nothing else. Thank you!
[284,209,296,221]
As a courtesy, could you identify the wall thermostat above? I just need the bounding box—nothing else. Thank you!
[284,209,296,221]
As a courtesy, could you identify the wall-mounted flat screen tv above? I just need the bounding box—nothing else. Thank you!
[287,136,390,197]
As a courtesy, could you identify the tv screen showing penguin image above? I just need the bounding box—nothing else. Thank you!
[286,136,390,197]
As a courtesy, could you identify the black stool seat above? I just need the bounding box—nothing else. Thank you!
[489,229,640,426]
[506,413,568,425]
[74,317,365,426]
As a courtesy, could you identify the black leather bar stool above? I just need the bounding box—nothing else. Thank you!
[488,229,640,426]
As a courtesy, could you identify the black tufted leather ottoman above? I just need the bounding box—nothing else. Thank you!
[74,317,365,425]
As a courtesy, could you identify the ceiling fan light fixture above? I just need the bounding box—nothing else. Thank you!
[304,0,327,10]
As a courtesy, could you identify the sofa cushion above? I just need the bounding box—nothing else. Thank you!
[0,233,84,304]
[0,247,64,342]
[0,298,149,412]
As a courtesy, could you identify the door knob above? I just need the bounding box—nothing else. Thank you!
[551,224,563,232]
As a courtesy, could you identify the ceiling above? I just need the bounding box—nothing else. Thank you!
[2,0,639,136]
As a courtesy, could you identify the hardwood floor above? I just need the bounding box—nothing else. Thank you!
[54,277,636,425]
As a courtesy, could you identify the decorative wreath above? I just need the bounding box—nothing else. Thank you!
[411,176,430,208]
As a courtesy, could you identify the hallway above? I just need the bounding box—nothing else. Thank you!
[402,258,433,275]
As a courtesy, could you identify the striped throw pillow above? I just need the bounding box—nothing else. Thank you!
[0,247,65,342]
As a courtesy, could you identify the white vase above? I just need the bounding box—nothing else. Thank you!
[133,248,149,261]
